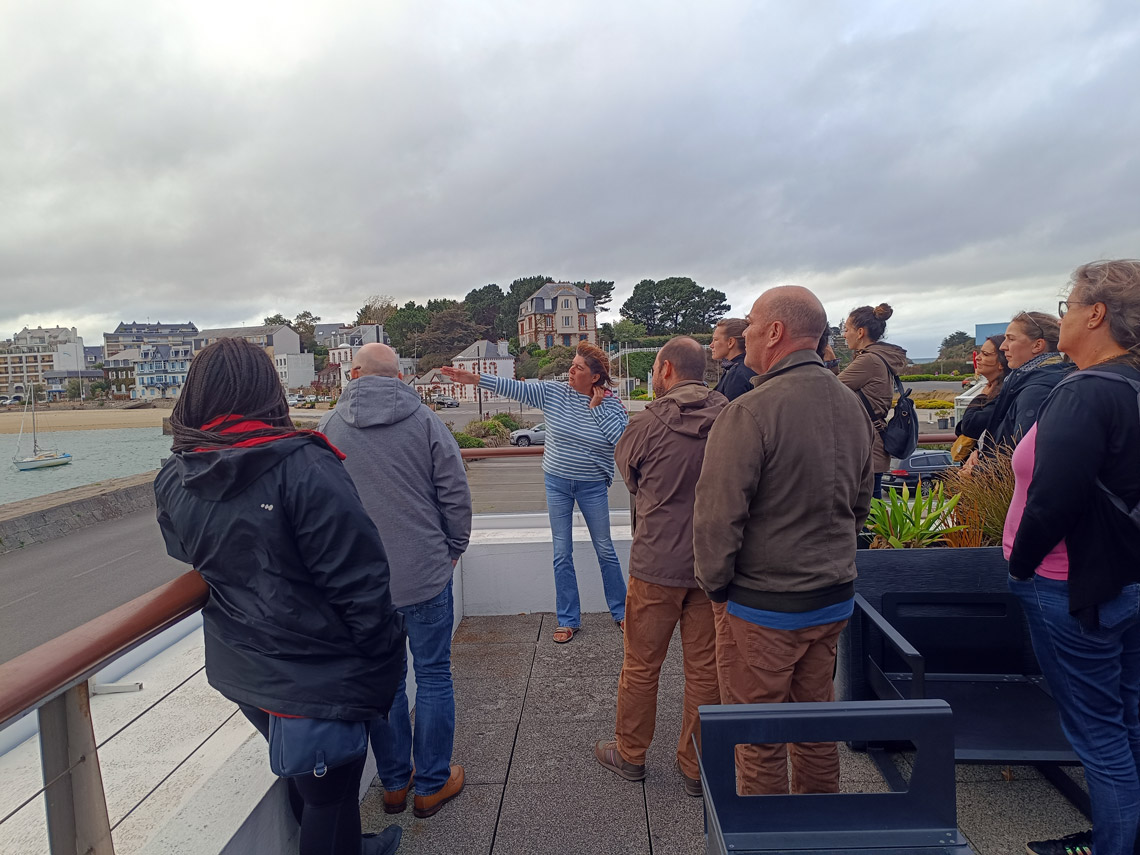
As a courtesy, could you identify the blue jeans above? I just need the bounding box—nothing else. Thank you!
[544,472,627,628]
[370,580,455,797]
[1009,575,1140,854]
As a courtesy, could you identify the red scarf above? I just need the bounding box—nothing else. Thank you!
[196,414,345,460]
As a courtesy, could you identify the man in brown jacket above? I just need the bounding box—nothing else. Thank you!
[594,337,727,797]
[694,286,874,796]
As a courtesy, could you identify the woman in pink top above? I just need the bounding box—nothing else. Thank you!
[1005,260,1140,855]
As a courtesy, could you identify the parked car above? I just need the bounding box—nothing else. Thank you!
[0,396,9,405]
[285,395,301,407]
[881,451,957,493]
[9,395,23,405]
[433,395,459,408]
[510,423,546,447]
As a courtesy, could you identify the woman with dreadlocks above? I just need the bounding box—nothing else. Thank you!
[155,338,406,855]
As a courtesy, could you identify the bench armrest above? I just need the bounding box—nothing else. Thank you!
[854,593,925,698]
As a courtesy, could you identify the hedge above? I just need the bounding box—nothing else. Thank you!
[899,374,969,382]
[489,412,521,431]
[452,432,486,448]
[914,400,954,410]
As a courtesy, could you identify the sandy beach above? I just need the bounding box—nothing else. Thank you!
[0,408,169,434]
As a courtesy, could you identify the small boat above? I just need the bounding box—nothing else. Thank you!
[12,395,72,470]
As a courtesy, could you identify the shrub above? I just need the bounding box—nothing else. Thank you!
[464,419,510,440]
[490,412,521,431]
[452,432,486,448]
[914,400,955,409]
[942,448,1014,547]
[630,387,650,399]
[866,481,963,548]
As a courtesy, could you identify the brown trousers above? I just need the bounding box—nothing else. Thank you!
[615,577,720,779]
[713,602,846,795]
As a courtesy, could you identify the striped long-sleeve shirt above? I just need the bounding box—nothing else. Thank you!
[478,375,629,484]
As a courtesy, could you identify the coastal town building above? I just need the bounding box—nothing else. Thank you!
[43,369,104,401]
[193,325,300,359]
[84,345,105,367]
[134,343,194,399]
[517,282,598,348]
[312,322,354,347]
[103,348,143,400]
[275,353,316,391]
[450,339,515,403]
[314,362,341,394]
[326,325,387,386]
[0,328,85,399]
[413,368,459,401]
[103,322,198,355]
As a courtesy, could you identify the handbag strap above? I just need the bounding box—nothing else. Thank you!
[855,350,904,421]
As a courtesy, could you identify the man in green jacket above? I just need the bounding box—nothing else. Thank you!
[693,286,874,795]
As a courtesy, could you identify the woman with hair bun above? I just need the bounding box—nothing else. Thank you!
[838,303,908,498]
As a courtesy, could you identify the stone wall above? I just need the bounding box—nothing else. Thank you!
[0,471,158,554]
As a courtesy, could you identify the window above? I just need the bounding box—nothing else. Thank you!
[580,334,588,341]
[562,335,571,346]
[562,299,571,309]
[562,316,571,327]
[546,335,554,348]
[579,315,586,329]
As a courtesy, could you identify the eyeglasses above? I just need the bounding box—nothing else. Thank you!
[1013,311,1045,339]
[1058,300,1089,318]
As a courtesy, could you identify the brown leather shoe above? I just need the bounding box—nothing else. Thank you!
[594,739,646,781]
[382,775,413,814]
[677,761,702,798]
[413,765,465,818]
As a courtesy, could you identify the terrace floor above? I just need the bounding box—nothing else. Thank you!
[359,612,1091,855]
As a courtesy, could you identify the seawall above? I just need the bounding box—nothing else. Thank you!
[0,471,158,554]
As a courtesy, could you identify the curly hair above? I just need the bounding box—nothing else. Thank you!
[1070,259,1140,357]
[170,338,292,452]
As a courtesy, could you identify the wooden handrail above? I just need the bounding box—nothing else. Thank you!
[460,445,545,460]
[0,571,208,731]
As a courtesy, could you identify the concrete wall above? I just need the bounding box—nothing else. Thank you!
[0,471,158,555]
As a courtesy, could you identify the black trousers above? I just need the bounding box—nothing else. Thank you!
[239,704,366,855]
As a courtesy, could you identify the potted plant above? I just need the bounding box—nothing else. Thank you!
[935,408,951,429]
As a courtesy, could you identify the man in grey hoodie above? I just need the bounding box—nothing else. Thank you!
[319,343,472,819]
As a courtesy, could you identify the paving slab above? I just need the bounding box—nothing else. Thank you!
[956,780,1090,855]
[521,673,619,723]
[360,781,500,855]
[452,613,543,645]
[509,717,625,785]
[539,610,627,645]
[449,641,534,684]
[452,719,517,785]
[493,779,650,855]
[452,679,527,724]
[644,775,706,855]
[531,631,626,676]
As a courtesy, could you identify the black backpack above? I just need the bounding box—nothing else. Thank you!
[856,352,919,460]
[1054,368,1140,532]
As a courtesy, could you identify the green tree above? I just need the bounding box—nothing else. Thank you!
[537,345,575,379]
[263,313,291,327]
[89,379,111,398]
[573,279,615,312]
[620,277,730,334]
[939,330,975,362]
[356,294,398,326]
[416,304,484,373]
[66,379,83,400]
[463,283,506,337]
[425,298,460,314]
[292,310,321,351]
[385,302,431,352]
[611,319,648,342]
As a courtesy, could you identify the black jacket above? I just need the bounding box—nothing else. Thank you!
[155,435,407,720]
[715,354,757,402]
[956,392,1000,440]
[985,357,1072,451]
[1008,361,1140,617]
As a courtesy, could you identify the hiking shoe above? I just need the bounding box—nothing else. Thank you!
[413,765,465,818]
[677,761,702,798]
[362,826,402,855]
[1026,830,1093,855]
[594,739,646,781]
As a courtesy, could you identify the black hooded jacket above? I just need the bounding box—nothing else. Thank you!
[716,354,757,402]
[984,356,1073,452]
[155,435,406,720]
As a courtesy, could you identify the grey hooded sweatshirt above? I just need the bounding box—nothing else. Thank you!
[320,376,472,608]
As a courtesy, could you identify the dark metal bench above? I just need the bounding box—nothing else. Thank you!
[696,699,975,855]
[853,591,1087,815]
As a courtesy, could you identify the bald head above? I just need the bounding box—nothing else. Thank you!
[744,286,828,373]
[352,343,401,378]
[655,336,707,393]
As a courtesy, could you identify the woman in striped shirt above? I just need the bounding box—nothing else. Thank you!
[442,342,629,643]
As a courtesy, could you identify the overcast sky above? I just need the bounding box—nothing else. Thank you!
[3,1,1139,357]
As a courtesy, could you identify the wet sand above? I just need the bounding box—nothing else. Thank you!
[0,408,168,434]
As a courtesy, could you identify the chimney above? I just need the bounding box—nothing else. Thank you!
[583,284,590,293]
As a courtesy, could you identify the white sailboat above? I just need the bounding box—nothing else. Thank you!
[12,394,71,471]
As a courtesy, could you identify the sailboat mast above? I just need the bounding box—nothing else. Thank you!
[31,392,39,454]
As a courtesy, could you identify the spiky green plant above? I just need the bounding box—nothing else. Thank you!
[866,480,964,548]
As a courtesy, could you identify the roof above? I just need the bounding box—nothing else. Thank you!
[526,281,593,301]
[414,368,448,384]
[104,348,144,364]
[110,322,198,334]
[197,325,290,339]
[453,339,512,360]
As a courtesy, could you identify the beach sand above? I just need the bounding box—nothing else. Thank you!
[0,408,168,434]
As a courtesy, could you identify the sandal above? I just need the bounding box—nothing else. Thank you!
[553,626,578,644]
[615,618,625,634]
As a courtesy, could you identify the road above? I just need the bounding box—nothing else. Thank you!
[0,511,186,664]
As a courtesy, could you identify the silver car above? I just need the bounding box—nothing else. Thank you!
[510,423,546,447]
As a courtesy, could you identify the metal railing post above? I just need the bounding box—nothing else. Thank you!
[38,682,114,855]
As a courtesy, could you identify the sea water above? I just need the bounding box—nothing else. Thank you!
[0,428,173,507]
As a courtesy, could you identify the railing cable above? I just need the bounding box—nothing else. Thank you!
[94,665,206,751]
[0,756,88,828]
